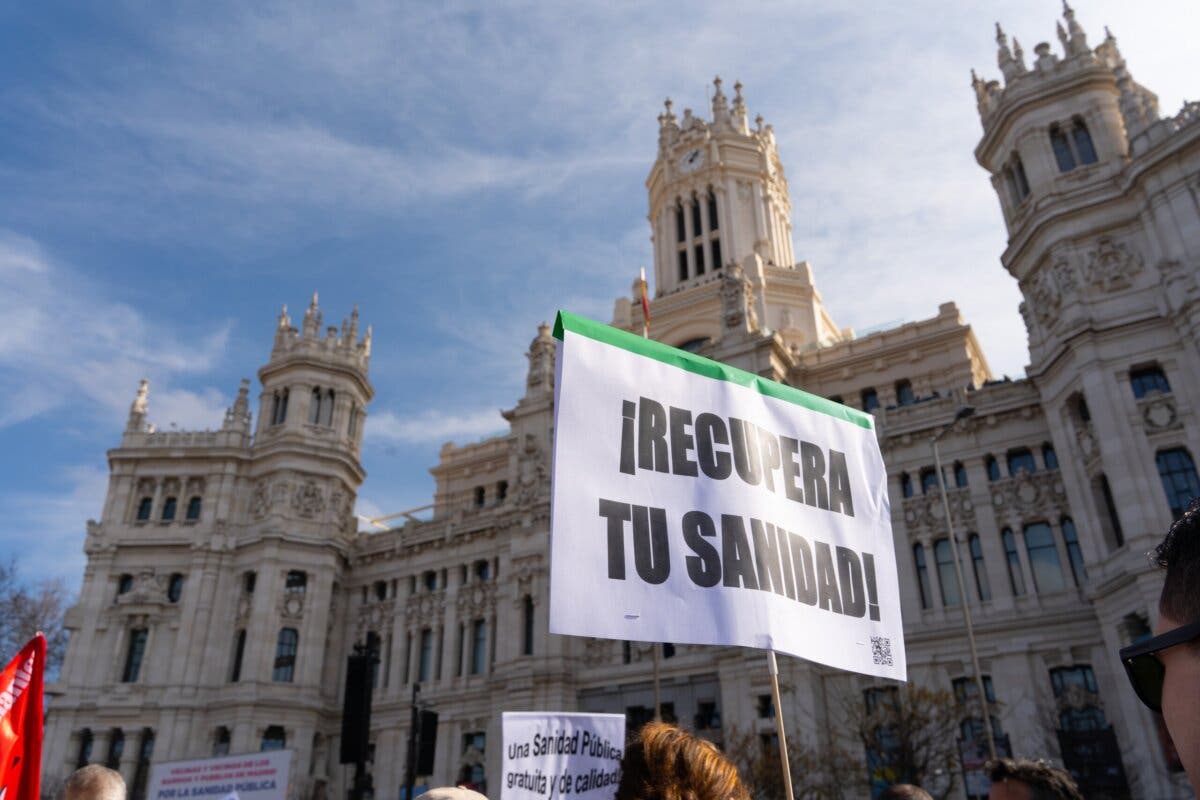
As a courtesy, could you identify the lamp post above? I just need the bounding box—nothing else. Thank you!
[931,405,997,761]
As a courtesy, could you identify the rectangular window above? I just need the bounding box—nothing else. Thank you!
[419,628,433,682]
[913,544,932,610]
[694,244,704,276]
[756,694,775,719]
[229,629,246,682]
[122,628,148,683]
[1023,522,1065,593]
[471,620,487,675]
[1099,475,1125,546]
[1156,448,1200,519]
[1007,449,1036,477]
[934,538,961,606]
[1050,127,1076,172]
[1002,529,1026,596]
[710,238,722,272]
[1131,366,1171,398]
[1049,666,1107,731]
[678,250,688,282]
[861,388,879,413]
[273,628,298,682]
[968,534,992,602]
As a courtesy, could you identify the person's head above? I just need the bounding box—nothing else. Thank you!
[615,722,749,800]
[62,765,126,800]
[423,788,488,800]
[878,784,933,800]
[984,759,1081,800]
[1120,497,1200,790]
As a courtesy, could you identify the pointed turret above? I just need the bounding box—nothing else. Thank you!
[302,292,322,338]
[222,378,252,433]
[996,23,1026,82]
[711,75,729,125]
[731,80,748,133]
[1061,1,1089,56]
[126,379,150,433]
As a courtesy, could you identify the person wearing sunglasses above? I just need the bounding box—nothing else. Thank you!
[1119,497,1200,792]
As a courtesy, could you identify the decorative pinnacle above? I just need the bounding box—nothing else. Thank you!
[1104,25,1114,41]
[309,291,319,309]
[1061,0,1073,15]
[713,75,722,90]
[664,98,673,114]
[995,22,1006,45]
[734,80,743,98]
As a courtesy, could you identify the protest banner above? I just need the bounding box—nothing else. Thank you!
[501,712,625,800]
[147,750,292,800]
[548,311,905,681]
[0,634,46,800]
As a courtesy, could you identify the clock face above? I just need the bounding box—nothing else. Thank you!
[678,148,705,174]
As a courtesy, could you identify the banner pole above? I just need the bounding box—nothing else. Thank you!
[768,650,795,800]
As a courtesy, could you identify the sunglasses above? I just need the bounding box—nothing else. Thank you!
[1118,619,1200,712]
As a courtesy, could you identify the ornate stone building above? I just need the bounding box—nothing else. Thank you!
[43,7,1198,800]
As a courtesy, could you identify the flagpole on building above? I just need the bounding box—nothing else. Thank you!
[768,650,795,800]
[638,266,663,722]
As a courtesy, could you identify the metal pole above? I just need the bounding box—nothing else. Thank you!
[404,683,419,800]
[767,651,795,800]
[932,437,997,761]
[652,645,662,721]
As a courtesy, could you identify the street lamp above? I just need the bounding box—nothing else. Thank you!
[930,405,998,761]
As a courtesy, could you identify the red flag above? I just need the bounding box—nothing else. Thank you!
[639,267,651,338]
[0,634,46,800]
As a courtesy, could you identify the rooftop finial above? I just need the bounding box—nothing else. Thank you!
[223,378,252,432]
[730,79,748,132]
[1061,0,1088,53]
[278,304,291,329]
[126,379,150,433]
[1057,21,1069,51]
[996,22,1026,81]
[711,75,728,120]
[302,291,322,338]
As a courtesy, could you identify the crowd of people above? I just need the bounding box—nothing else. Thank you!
[53,501,1200,800]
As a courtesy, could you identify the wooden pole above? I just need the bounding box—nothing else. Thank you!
[768,650,795,800]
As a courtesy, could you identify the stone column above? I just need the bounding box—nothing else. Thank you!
[682,196,696,280]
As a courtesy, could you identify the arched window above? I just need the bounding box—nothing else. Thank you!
[321,389,335,426]
[1131,365,1172,398]
[1004,154,1030,204]
[273,628,298,682]
[271,389,289,425]
[185,496,202,521]
[260,726,287,752]
[122,628,148,682]
[309,387,322,424]
[118,573,133,595]
[895,380,915,407]
[285,570,307,594]
[167,573,184,603]
[1157,448,1200,519]
[1050,124,1076,172]
[1071,118,1098,164]
[1070,392,1091,424]
[1061,518,1087,586]
[677,338,709,353]
[229,630,246,682]
[1001,529,1026,596]
[920,468,940,495]
[212,727,231,758]
[1023,522,1065,593]
[1042,443,1059,470]
[76,728,93,768]
[675,203,686,244]
[968,534,991,602]
[985,455,1001,482]
[522,595,535,656]
[933,539,960,606]
[954,462,969,488]
[691,196,702,244]
[161,497,177,521]
[1007,448,1036,477]
[132,728,155,800]
[471,619,487,675]
[861,388,880,413]
[707,191,719,231]
[136,497,153,521]
[106,729,124,770]
[912,544,932,610]
[900,473,913,499]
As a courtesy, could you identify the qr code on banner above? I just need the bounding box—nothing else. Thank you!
[871,636,893,666]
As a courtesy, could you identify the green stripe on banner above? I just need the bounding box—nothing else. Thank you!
[553,310,874,430]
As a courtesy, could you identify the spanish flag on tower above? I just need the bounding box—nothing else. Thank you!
[0,634,46,800]
[639,266,651,338]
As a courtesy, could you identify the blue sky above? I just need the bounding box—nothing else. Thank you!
[1,1,1196,593]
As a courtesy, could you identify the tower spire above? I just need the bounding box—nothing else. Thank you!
[995,23,1026,81]
[1061,0,1089,56]
[711,75,729,124]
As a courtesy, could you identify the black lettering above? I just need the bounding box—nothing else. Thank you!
[720,514,759,590]
[780,436,804,503]
[682,511,721,588]
[730,418,762,485]
[862,551,880,621]
[669,406,698,477]
[695,413,732,479]
[836,547,865,618]
[801,441,830,510]
[619,400,636,475]
[789,532,817,605]
[776,525,797,600]
[638,397,669,473]
[631,504,670,584]
[828,449,854,517]
[751,519,786,597]
[597,499,630,580]
[814,541,842,614]
[757,427,782,493]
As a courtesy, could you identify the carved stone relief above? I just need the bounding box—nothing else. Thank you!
[1083,237,1143,291]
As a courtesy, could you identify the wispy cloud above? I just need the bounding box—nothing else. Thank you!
[367,408,508,447]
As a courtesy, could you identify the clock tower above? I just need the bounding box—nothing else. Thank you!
[618,77,847,358]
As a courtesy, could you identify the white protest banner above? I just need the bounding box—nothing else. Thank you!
[147,750,292,800]
[549,311,905,680]
[501,712,625,800]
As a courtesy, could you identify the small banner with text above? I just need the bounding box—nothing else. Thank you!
[147,750,292,800]
[501,712,625,800]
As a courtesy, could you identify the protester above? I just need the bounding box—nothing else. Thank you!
[1119,497,1200,793]
[879,784,933,800]
[423,787,488,800]
[61,765,126,800]
[615,721,749,800]
[984,758,1081,800]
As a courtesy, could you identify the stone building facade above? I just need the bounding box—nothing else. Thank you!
[43,7,1198,800]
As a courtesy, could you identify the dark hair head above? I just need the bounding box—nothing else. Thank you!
[878,784,933,800]
[1155,496,1200,626]
[615,722,749,800]
[985,758,1082,800]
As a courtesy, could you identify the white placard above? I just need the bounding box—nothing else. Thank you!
[501,712,626,800]
[147,750,292,800]
[549,312,906,680]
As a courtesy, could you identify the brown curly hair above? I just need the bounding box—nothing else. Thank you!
[615,722,750,800]
[985,758,1083,800]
